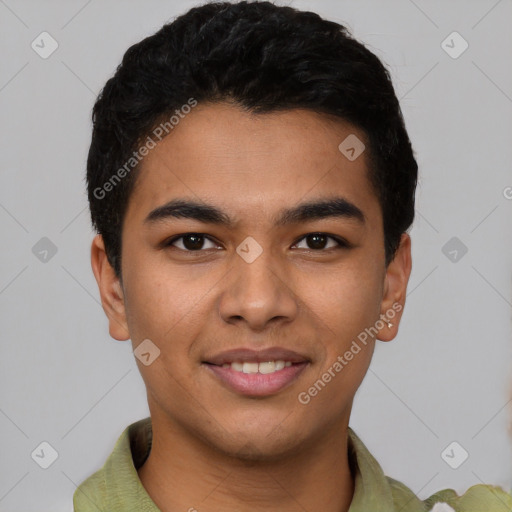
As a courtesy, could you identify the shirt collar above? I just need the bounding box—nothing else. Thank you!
[74,417,400,512]
[346,427,397,511]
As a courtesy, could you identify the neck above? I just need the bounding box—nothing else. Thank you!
[138,412,355,512]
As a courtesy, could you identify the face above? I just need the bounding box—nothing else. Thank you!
[92,102,411,461]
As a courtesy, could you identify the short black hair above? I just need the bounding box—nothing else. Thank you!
[86,0,418,278]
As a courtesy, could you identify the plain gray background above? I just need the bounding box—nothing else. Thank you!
[1,0,511,510]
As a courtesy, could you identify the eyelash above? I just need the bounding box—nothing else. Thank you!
[162,232,350,252]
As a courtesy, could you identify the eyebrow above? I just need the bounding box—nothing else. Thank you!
[144,196,366,227]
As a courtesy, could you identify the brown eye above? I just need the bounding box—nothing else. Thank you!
[165,233,219,251]
[293,233,348,250]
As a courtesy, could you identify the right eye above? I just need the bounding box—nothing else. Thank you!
[163,233,222,252]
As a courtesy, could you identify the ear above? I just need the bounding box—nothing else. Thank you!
[90,234,130,341]
[377,233,412,342]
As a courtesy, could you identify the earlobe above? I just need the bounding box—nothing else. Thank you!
[377,233,412,342]
[90,234,130,341]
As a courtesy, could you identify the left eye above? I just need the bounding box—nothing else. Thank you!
[292,233,348,251]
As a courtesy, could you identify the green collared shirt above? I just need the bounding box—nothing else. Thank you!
[73,417,512,511]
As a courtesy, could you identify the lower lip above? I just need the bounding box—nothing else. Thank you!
[203,362,309,396]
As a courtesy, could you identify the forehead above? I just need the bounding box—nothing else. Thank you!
[124,102,381,228]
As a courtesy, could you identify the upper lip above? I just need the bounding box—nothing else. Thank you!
[203,347,310,366]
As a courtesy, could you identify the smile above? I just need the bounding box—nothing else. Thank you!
[221,360,293,374]
[203,361,309,396]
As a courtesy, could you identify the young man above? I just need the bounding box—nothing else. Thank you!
[75,1,512,510]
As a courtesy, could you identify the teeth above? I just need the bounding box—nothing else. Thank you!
[231,361,244,372]
[221,360,295,374]
[259,361,276,374]
[242,362,259,374]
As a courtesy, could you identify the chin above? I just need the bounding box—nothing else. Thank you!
[208,425,308,463]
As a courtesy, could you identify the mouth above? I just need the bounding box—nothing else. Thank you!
[216,360,294,374]
[202,347,310,396]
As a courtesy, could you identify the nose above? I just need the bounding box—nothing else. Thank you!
[218,241,299,332]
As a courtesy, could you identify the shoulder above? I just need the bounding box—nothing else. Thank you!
[73,469,107,509]
[387,476,512,512]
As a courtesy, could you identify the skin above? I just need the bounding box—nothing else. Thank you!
[91,102,412,512]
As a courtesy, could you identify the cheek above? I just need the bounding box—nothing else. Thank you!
[304,258,383,337]
[297,265,381,410]
[122,256,218,351]
[122,263,181,343]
